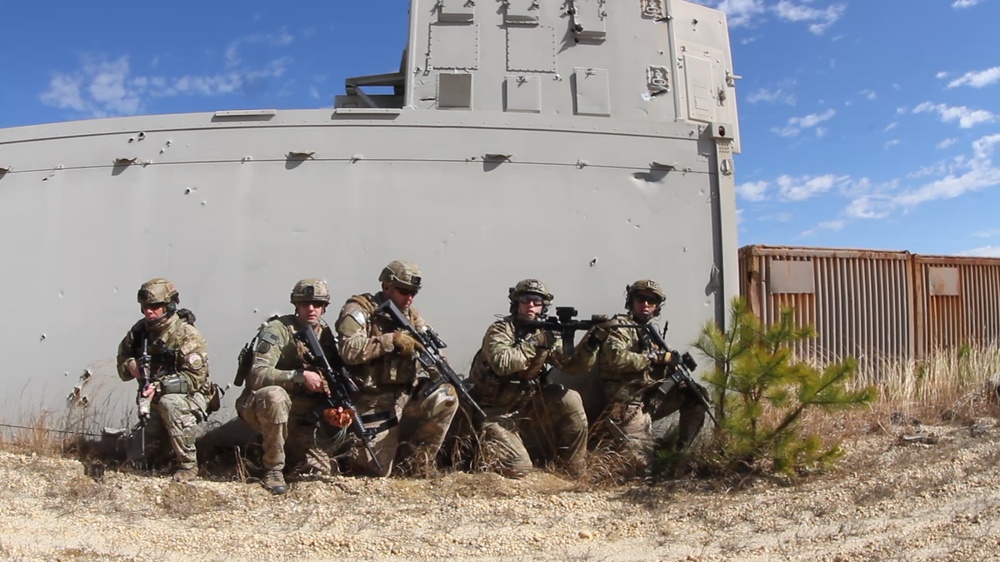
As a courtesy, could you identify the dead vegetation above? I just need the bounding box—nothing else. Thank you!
[1,342,1000,560]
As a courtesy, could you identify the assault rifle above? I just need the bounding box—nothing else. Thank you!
[135,335,153,425]
[516,306,609,354]
[638,323,719,427]
[298,326,383,473]
[376,300,487,429]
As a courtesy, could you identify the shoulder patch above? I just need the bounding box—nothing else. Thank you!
[259,330,281,345]
[255,341,272,354]
[186,352,205,370]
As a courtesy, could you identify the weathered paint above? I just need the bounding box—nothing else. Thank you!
[914,255,1000,357]
[740,245,914,368]
[0,0,741,426]
[741,245,1000,366]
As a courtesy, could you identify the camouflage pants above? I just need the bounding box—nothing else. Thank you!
[596,380,708,461]
[344,381,459,477]
[138,392,209,470]
[479,384,587,479]
[236,386,345,473]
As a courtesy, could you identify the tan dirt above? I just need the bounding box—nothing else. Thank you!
[1,420,999,562]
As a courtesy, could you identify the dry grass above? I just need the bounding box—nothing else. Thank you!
[3,342,1000,494]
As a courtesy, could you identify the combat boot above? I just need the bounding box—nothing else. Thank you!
[263,469,288,495]
[172,466,199,482]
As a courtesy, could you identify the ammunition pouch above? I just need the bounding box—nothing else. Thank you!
[159,374,191,395]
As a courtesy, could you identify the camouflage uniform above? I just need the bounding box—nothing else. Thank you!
[594,280,707,467]
[235,315,344,477]
[466,280,603,479]
[335,261,459,477]
[116,278,213,477]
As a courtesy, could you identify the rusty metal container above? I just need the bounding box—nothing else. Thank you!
[913,255,1000,357]
[739,245,1000,365]
[739,245,915,366]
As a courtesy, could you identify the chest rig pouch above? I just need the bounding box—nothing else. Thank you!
[347,294,419,390]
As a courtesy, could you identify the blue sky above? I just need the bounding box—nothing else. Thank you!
[1,0,998,257]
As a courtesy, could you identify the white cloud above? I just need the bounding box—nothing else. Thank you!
[860,89,876,100]
[936,71,949,79]
[815,126,828,138]
[947,66,1000,89]
[974,228,1000,238]
[736,180,769,201]
[846,196,894,219]
[800,219,845,237]
[772,1,846,35]
[707,0,767,28]
[309,86,320,99]
[913,102,996,128]
[40,54,292,118]
[884,139,900,149]
[884,121,899,132]
[746,86,797,105]
[937,138,958,149]
[777,173,849,201]
[892,134,1000,207]
[225,27,295,68]
[952,0,984,8]
[958,245,1000,257]
[772,108,836,137]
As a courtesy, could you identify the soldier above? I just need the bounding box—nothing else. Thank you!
[591,279,707,470]
[116,278,215,482]
[236,278,348,495]
[466,279,608,479]
[334,260,459,477]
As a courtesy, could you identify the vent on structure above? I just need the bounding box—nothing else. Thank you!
[573,67,611,116]
[505,0,540,24]
[569,0,607,41]
[438,0,475,22]
[505,75,542,113]
[438,73,473,109]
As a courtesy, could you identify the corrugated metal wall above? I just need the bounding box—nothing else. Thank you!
[914,255,1000,357]
[739,246,913,367]
[740,245,1000,364]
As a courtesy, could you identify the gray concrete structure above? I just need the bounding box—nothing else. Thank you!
[0,0,741,430]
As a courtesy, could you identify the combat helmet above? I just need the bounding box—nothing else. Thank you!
[379,260,422,292]
[625,279,665,316]
[290,278,331,304]
[137,278,180,310]
[508,278,553,315]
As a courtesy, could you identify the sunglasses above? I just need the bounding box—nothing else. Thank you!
[395,287,418,297]
[633,294,662,304]
[518,295,544,306]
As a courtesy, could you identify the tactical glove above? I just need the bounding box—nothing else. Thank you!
[393,330,423,356]
[584,323,610,351]
[651,350,680,369]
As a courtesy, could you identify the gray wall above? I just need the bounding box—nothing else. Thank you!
[0,0,740,429]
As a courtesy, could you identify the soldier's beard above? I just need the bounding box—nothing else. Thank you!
[631,311,652,324]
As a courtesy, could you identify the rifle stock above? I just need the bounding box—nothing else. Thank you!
[298,326,383,473]
[376,300,486,429]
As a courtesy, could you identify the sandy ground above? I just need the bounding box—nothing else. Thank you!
[1,419,999,562]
